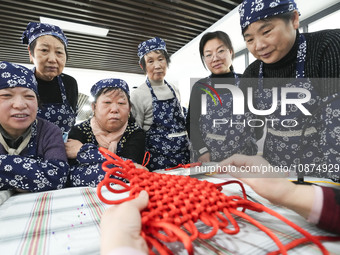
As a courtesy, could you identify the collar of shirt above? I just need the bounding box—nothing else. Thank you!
[0,125,32,149]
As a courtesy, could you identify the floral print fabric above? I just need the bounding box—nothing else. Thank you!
[145,78,190,170]
[37,75,76,134]
[0,119,68,191]
[239,0,299,30]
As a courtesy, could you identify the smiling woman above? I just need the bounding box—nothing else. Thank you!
[243,11,298,64]
[0,61,69,192]
[0,87,37,138]
[186,31,258,163]
[66,78,146,187]
[239,0,340,178]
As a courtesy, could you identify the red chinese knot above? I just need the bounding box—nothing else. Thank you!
[97,147,338,255]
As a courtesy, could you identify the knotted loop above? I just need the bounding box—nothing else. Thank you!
[96,148,339,255]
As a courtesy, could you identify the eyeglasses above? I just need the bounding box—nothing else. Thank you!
[203,49,228,62]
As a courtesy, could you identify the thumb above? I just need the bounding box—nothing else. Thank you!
[131,190,149,211]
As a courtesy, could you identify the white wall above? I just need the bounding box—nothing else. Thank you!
[16,63,146,99]
[62,67,146,99]
[166,0,340,107]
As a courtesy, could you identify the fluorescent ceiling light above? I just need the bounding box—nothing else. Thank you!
[40,16,109,37]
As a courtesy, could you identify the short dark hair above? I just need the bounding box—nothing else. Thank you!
[139,49,170,74]
[29,36,69,60]
[199,31,235,68]
[242,11,296,35]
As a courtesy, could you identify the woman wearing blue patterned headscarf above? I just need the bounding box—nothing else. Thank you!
[21,22,78,135]
[131,37,190,171]
[238,0,340,178]
[0,61,69,192]
[65,78,146,187]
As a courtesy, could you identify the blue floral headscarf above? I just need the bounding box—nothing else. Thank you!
[21,22,68,47]
[0,61,38,95]
[137,37,167,61]
[90,78,130,98]
[239,0,299,31]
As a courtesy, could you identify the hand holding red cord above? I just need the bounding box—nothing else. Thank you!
[101,191,149,255]
[97,148,340,255]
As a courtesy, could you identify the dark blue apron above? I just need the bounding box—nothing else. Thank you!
[145,78,190,170]
[199,73,257,161]
[257,34,322,167]
[37,74,76,134]
[311,92,340,180]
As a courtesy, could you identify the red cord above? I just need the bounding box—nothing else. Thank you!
[142,151,150,167]
[165,162,202,171]
[268,236,340,255]
[96,147,337,255]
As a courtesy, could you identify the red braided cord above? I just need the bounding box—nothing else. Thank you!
[221,208,240,234]
[165,162,202,171]
[259,204,329,254]
[142,151,150,167]
[96,147,335,255]
[231,208,288,254]
[215,180,249,213]
[268,236,340,255]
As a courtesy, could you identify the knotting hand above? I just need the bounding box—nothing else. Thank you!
[100,190,149,255]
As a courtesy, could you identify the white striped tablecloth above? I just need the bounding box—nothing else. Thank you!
[0,187,109,255]
[0,177,339,255]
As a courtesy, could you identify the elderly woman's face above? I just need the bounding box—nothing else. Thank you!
[29,35,67,81]
[93,89,130,133]
[0,87,38,139]
[243,12,299,64]
[144,51,167,82]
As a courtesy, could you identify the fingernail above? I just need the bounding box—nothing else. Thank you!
[140,190,147,197]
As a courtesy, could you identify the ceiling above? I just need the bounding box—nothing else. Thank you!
[0,0,242,75]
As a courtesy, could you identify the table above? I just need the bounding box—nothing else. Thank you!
[0,175,339,255]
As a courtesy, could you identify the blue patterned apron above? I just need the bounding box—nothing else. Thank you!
[257,34,322,167]
[309,92,340,180]
[199,73,257,161]
[36,73,76,134]
[145,78,190,170]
